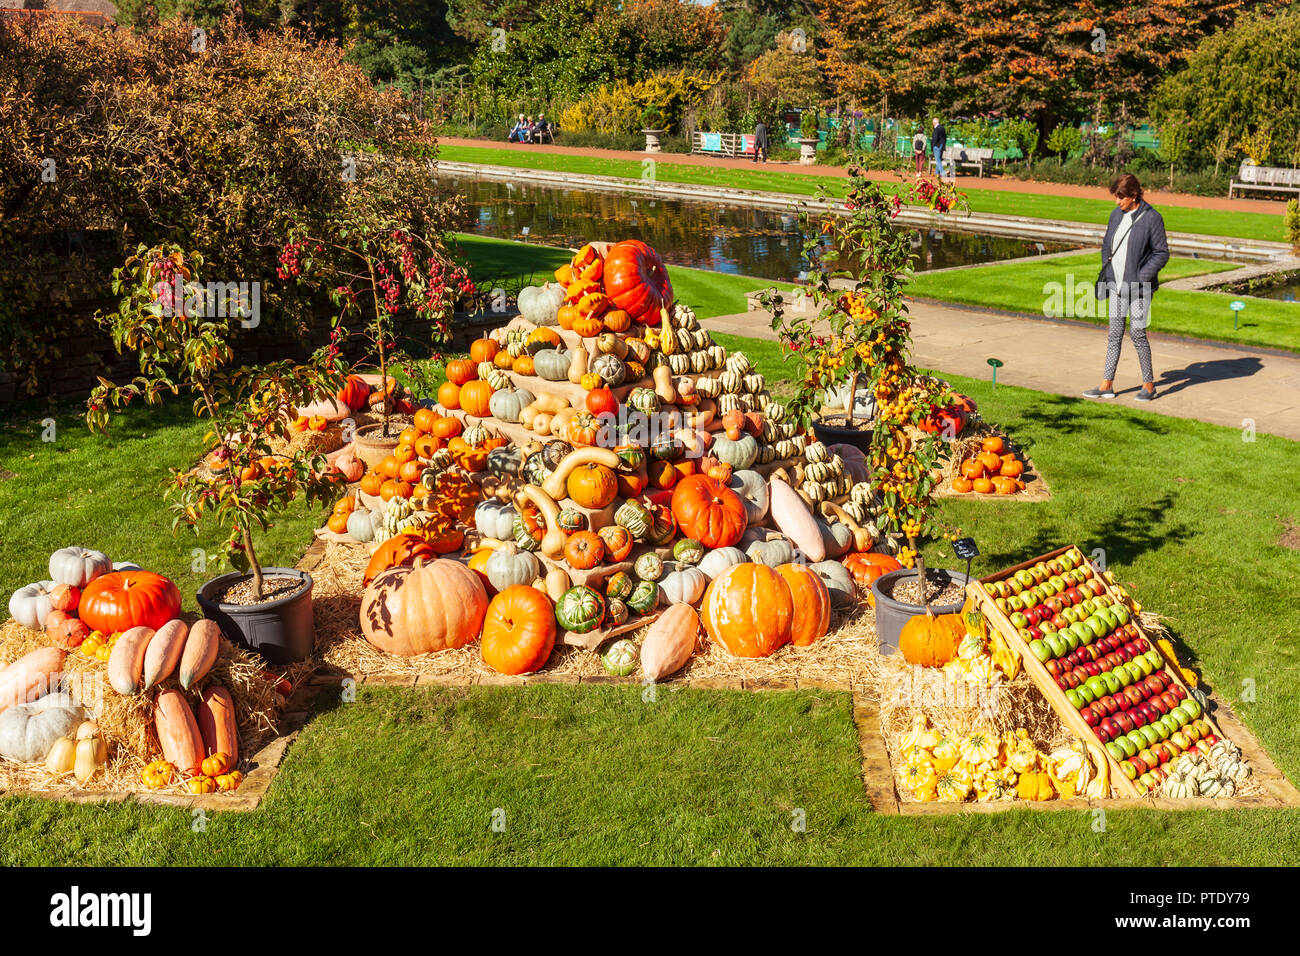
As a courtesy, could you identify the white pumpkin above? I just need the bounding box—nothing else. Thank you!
[659,567,708,606]
[817,518,853,558]
[485,543,541,592]
[727,469,770,525]
[346,509,380,543]
[0,692,85,763]
[811,560,856,608]
[48,547,112,588]
[474,500,518,541]
[8,581,57,631]
[517,283,565,325]
[698,546,747,580]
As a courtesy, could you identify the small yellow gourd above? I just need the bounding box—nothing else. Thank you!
[568,344,589,385]
[74,735,107,784]
[45,736,77,775]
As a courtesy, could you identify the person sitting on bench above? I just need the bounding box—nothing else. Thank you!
[507,115,526,143]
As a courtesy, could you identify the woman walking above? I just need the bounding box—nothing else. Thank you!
[1084,173,1169,402]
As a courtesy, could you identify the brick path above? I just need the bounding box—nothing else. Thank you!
[439,137,1287,216]
[703,300,1300,442]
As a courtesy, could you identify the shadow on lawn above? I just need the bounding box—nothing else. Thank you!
[1009,391,1173,439]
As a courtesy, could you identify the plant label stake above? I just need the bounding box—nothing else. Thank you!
[1229,299,1245,330]
[987,357,1003,388]
[951,536,979,583]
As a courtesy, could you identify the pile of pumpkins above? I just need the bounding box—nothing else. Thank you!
[2,546,246,794]
[1160,740,1250,799]
[342,238,926,677]
[951,435,1027,496]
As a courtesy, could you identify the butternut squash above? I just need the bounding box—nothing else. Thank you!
[532,411,554,435]
[198,684,239,762]
[514,484,567,559]
[74,735,107,784]
[179,619,221,689]
[0,646,66,715]
[142,618,188,689]
[567,344,589,385]
[154,688,204,774]
[108,625,154,696]
[769,476,826,563]
[544,567,571,602]
[549,406,579,436]
[533,392,569,414]
[540,446,621,502]
[652,365,677,405]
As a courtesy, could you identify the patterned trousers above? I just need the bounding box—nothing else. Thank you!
[1103,289,1153,382]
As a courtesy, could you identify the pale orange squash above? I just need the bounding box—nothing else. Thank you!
[154,688,204,774]
[776,563,831,647]
[701,563,793,658]
[360,558,488,656]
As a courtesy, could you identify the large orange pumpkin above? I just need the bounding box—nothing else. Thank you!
[438,381,460,409]
[446,359,476,386]
[459,380,494,418]
[481,585,556,675]
[603,239,673,324]
[566,462,618,509]
[671,474,746,549]
[776,563,831,647]
[363,533,438,587]
[336,375,371,411]
[79,570,182,634]
[701,563,793,658]
[898,612,965,667]
[360,558,488,657]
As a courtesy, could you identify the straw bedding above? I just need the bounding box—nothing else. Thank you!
[0,618,311,796]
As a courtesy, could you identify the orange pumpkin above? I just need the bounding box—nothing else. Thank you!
[446,359,477,386]
[460,380,494,418]
[423,526,466,554]
[393,443,416,465]
[960,459,986,481]
[470,338,500,364]
[842,552,902,606]
[455,446,488,473]
[399,427,420,446]
[557,304,580,330]
[513,354,536,376]
[360,471,385,496]
[361,558,488,656]
[399,459,423,483]
[480,586,556,675]
[554,264,574,285]
[571,314,604,338]
[899,612,965,667]
[413,407,440,433]
[602,309,632,333]
[380,479,413,501]
[378,455,402,479]
[563,530,606,570]
[648,459,677,490]
[363,533,437,587]
[438,381,460,409]
[566,462,618,508]
[999,458,1024,479]
[670,474,746,549]
[701,563,794,658]
[494,350,514,369]
[973,477,994,494]
[431,416,463,440]
[616,467,649,498]
[327,512,350,533]
[597,525,634,562]
[951,476,974,493]
[981,435,1005,455]
[776,563,831,647]
[991,475,1018,495]
[414,433,441,459]
[466,547,494,590]
[977,451,1003,474]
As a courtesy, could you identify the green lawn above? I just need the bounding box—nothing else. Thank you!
[907,254,1300,352]
[3,320,1299,864]
[439,144,1288,243]
[456,232,795,319]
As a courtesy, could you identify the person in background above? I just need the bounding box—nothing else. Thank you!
[534,113,550,143]
[912,130,927,174]
[507,114,526,143]
[931,118,949,180]
[523,116,536,143]
[753,118,769,164]
[1084,173,1169,402]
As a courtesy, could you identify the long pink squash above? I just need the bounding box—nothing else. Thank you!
[0,647,66,714]
[641,603,700,680]
[768,477,825,563]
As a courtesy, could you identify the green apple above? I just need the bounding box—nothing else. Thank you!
[1065,688,1084,710]
[1086,615,1109,639]
[1086,675,1108,699]
[1093,594,1111,608]
[1102,671,1121,695]
[1070,622,1093,647]
[1007,576,1024,595]
[1028,639,1050,662]
[1117,735,1139,758]
[1139,725,1160,747]
[1045,634,1067,658]
[1151,720,1170,741]
[1170,731,1191,751]
[1138,772,1157,791]
[1062,629,1080,652]
[1121,760,1138,780]
[1106,741,1125,762]
[1135,655,1155,677]
[1077,683,1096,705]
[1144,650,1163,669]
[1112,605,1130,625]
[1126,731,1146,751]
[1097,607,1118,631]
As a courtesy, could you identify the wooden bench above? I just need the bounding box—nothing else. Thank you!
[943,146,996,177]
[691,131,756,159]
[1230,162,1300,198]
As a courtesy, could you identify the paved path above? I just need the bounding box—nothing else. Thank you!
[440,137,1286,216]
[703,301,1300,442]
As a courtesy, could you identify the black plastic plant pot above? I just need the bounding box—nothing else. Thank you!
[196,568,315,665]
[871,568,971,656]
[812,419,873,454]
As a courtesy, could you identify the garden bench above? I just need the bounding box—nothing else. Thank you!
[942,146,995,177]
[691,131,756,159]
[1229,161,1300,198]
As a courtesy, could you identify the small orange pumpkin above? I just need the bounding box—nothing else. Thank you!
[951,476,974,493]
[413,407,440,433]
[563,530,606,570]
[602,309,632,333]
[360,471,385,496]
[572,314,604,338]
[446,359,477,386]
[999,458,1024,479]
[459,380,495,418]
[981,435,1005,455]
[973,477,994,494]
[960,459,985,481]
[513,354,536,376]
[470,338,500,364]
[438,381,460,409]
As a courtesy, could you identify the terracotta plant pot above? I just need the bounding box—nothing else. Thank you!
[353,422,400,473]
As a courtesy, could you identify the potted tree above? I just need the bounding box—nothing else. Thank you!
[798,110,820,164]
[641,105,667,153]
[87,244,344,662]
[277,224,477,471]
[766,169,971,653]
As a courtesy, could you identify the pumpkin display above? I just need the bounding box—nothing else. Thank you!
[776,563,831,647]
[603,239,673,324]
[0,692,84,762]
[49,546,112,588]
[360,558,489,656]
[481,586,557,675]
[670,475,746,549]
[438,381,461,409]
[78,570,182,635]
[362,533,438,588]
[701,563,793,658]
[555,585,606,634]
[898,612,965,667]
